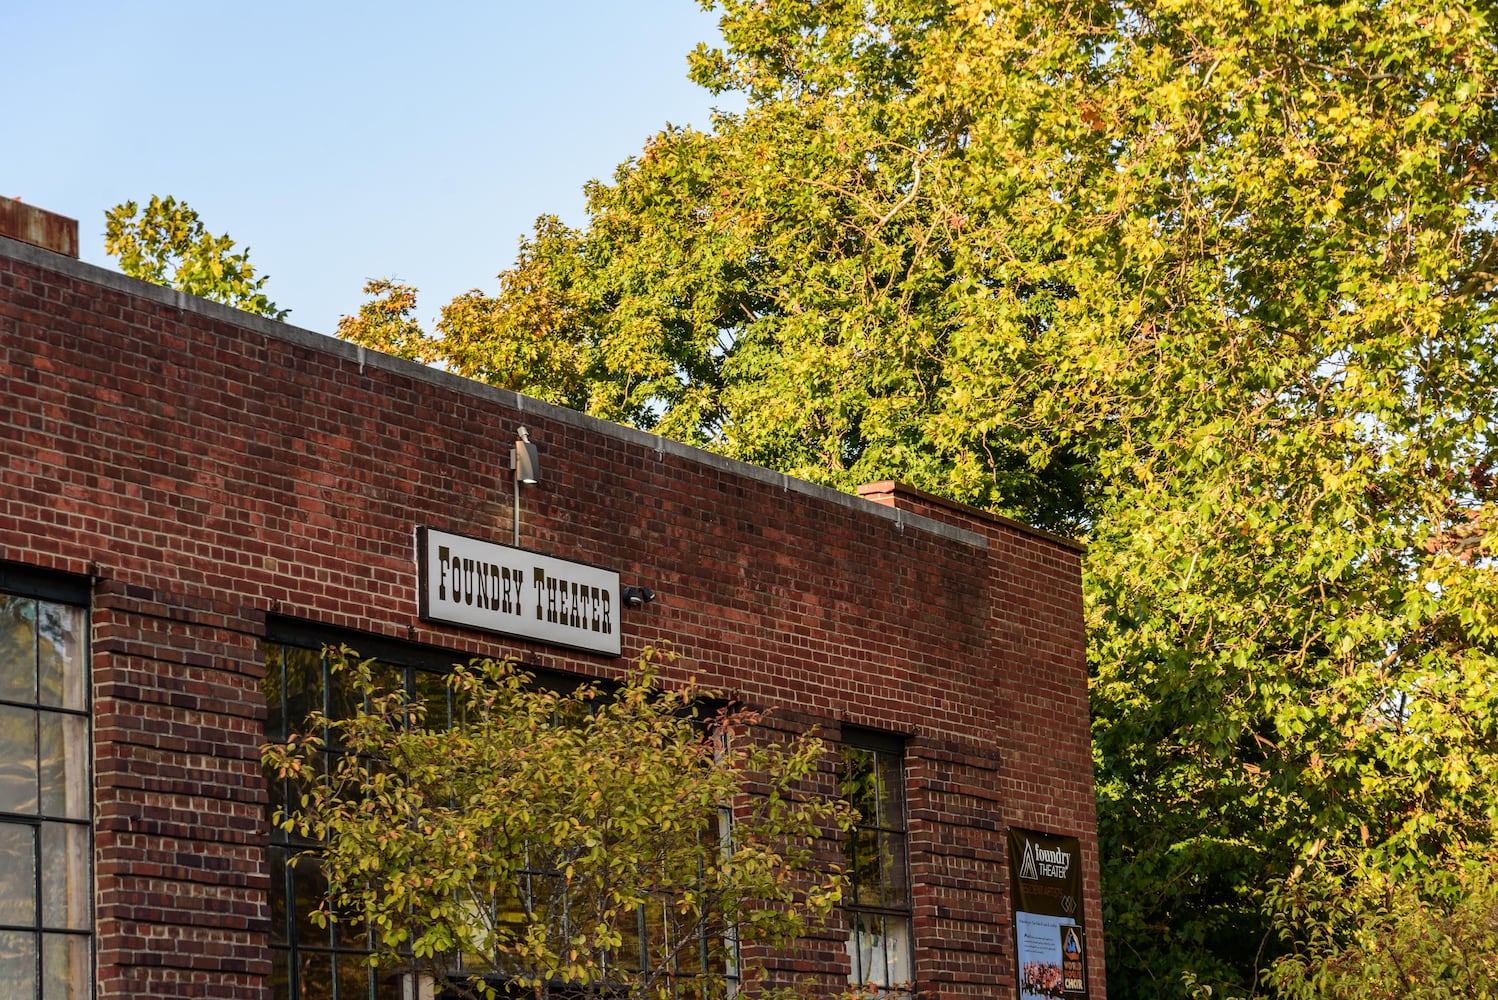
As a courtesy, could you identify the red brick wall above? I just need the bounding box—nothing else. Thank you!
[1,235,1103,999]
[860,483,1101,997]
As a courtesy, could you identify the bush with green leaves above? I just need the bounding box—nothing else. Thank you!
[263,648,851,1000]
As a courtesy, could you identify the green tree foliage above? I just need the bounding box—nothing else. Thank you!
[104,194,288,319]
[1268,853,1498,999]
[336,278,433,363]
[338,0,1498,994]
[262,648,851,1000]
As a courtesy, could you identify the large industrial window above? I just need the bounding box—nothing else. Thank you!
[263,624,737,1000]
[0,575,92,1000]
[839,733,912,991]
[262,630,451,1000]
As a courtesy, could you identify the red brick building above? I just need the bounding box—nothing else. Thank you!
[0,206,1103,1000]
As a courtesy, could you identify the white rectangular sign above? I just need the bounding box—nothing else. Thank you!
[417,527,621,656]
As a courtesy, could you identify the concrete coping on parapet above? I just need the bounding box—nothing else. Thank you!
[0,234,1050,554]
[857,481,1086,554]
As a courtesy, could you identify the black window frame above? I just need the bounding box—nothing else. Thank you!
[0,561,93,1000]
[262,618,739,1000]
[838,726,913,992]
[262,619,456,1000]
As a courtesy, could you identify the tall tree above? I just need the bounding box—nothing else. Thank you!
[340,2,1498,994]
[105,194,288,320]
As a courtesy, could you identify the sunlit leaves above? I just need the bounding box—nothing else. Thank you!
[104,195,289,320]
[326,2,1498,993]
[669,1,1497,995]
[336,279,434,364]
[262,648,850,1000]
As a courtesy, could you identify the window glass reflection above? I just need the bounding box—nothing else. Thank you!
[0,589,90,1000]
[0,597,37,703]
[0,705,38,814]
[41,823,89,931]
[36,604,86,711]
[0,930,37,1000]
[42,931,89,1000]
[0,822,36,925]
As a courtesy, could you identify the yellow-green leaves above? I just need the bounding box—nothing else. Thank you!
[262,648,851,1000]
[104,195,289,320]
[336,279,434,364]
[322,2,1498,991]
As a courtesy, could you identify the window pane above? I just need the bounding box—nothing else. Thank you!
[0,706,38,813]
[413,670,449,730]
[879,831,909,908]
[327,657,365,729]
[373,968,407,1000]
[0,822,37,924]
[838,746,876,825]
[264,644,288,743]
[368,663,402,712]
[680,927,707,976]
[36,605,85,712]
[292,854,332,949]
[297,950,335,1000]
[333,899,366,950]
[642,893,668,972]
[40,823,88,930]
[847,911,886,986]
[614,901,644,974]
[283,646,324,737]
[0,929,37,1000]
[882,916,912,989]
[849,824,881,907]
[490,880,526,941]
[876,750,904,829]
[269,847,289,944]
[38,715,88,819]
[336,948,373,1000]
[270,948,292,998]
[41,932,88,1000]
[266,771,288,837]
[0,597,37,703]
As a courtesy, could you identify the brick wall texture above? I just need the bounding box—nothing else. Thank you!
[0,235,1104,999]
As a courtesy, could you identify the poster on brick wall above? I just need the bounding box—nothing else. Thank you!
[1009,827,1088,1000]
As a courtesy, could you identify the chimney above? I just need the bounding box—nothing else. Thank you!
[0,199,80,258]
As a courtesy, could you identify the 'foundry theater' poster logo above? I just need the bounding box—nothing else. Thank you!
[1009,828,1087,1000]
[1018,838,1073,884]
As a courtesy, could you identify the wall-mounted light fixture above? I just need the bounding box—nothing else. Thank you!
[621,586,656,610]
[511,426,539,545]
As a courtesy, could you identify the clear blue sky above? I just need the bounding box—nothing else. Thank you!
[5,1,737,334]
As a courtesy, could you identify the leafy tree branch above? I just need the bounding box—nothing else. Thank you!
[104,194,288,320]
[263,647,852,1000]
